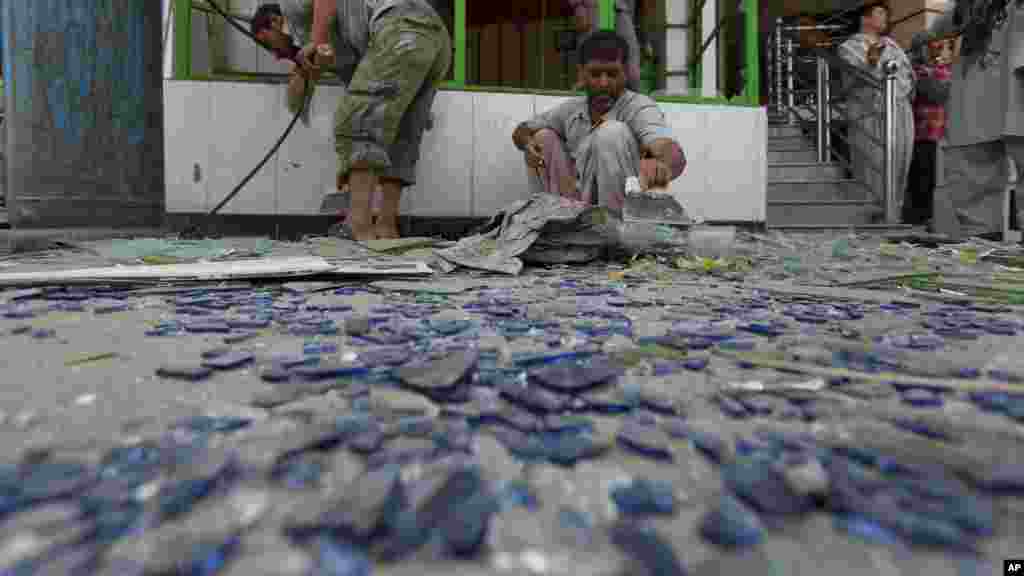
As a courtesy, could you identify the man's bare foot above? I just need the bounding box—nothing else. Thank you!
[373,224,400,239]
[348,222,377,242]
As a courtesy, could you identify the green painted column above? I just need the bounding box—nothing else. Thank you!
[174,0,192,80]
[453,0,465,86]
[600,0,614,30]
[743,0,760,104]
[3,0,165,227]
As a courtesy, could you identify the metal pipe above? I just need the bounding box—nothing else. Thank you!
[815,56,831,161]
[775,18,783,116]
[780,24,847,31]
[816,55,827,163]
[785,37,795,124]
[823,60,831,161]
[883,61,898,224]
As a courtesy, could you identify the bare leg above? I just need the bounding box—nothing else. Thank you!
[374,177,403,239]
[346,163,378,241]
[526,129,579,200]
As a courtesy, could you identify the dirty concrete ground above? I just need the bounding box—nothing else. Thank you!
[0,230,1021,575]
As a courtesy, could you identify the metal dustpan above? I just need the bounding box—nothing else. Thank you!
[622,186,691,227]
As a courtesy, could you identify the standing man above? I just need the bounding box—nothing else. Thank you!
[251,0,452,241]
[924,0,1024,240]
[570,0,642,91]
[837,0,916,222]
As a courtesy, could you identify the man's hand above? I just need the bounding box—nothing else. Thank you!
[867,41,883,66]
[574,9,591,35]
[297,44,323,82]
[639,158,671,190]
[525,138,545,170]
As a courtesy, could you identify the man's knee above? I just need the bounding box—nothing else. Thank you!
[532,128,561,147]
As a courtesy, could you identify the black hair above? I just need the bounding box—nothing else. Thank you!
[251,3,283,37]
[858,0,889,20]
[956,0,1024,61]
[578,30,631,67]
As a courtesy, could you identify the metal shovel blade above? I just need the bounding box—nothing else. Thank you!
[320,190,350,214]
[622,187,691,227]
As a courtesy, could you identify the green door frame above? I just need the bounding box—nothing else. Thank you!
[173,0,760,106]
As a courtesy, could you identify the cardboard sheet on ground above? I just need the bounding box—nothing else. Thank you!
[434,193,687,275]
[0,256,432,286]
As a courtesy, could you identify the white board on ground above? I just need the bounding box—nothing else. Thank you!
[0,257,433,287]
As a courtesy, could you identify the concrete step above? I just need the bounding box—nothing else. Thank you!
[767,162,848,181]
[769,148,818,163]
[767,179,871,203]
[768,139,816,152]
[768,124,804,139]
[767,200,882,227]
[767,133,814,146]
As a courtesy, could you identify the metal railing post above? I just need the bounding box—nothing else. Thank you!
[774,18,783,116]
[785,37,795,124]
[823,59,831,159]
[816,56,827,163]
[883,61,898,224]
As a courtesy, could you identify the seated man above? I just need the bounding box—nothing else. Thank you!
[511,30,686,215]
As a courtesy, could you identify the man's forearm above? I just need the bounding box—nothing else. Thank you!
[312,0,337,45]
[645,138,686,180]
[512,124,536,150]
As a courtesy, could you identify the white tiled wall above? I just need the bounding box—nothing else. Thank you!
[164,81,767,222]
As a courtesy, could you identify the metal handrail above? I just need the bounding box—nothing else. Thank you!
[770,15,900,222]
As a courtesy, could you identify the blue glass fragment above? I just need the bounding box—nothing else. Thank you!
[311,536,372,576]
[438,489,499,557]
[292,364,369,381]
[611,478,676,516]
[716,396,749,419]
[616,422,673,461]
[272,453,324,490]
[683,357,709,371]
[18,459,96,503]
[200,351,255,370]
[177,416,252,435]
[500,480,539,510]
[609,522,687,576]
[833,514,901,545]
[699,492,764,548]
[722,456,814,516]
[185,322,232,334]
[901,388,944,408]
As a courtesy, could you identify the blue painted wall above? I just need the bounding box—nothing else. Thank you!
[7,1,147,146]
[3,1,164,228]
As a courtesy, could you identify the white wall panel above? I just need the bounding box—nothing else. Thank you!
[402,91,474,217]
[166,81,767,222]
[205,83,285,215]
[471,93,535,217]
[277,86,343,215]
[164,82,211,213]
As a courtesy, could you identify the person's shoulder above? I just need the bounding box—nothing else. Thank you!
[621,91,659,109]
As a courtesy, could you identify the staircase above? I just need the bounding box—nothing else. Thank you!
[765,112,882,228]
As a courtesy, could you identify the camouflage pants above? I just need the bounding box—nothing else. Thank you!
[334,5,451,186]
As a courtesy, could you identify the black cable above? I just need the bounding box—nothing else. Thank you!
[181,0,312,238]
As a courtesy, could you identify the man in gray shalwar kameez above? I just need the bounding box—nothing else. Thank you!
[924,0,1024,240]
[837,0,916,220]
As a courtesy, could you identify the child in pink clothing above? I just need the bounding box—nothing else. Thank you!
[904,35,953,225]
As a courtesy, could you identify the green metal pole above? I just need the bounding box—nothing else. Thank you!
[453,0,466,86]
[691,0,701,93]
[600,0,614,30]
[743,0,760,105]
[174,0,192,79]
